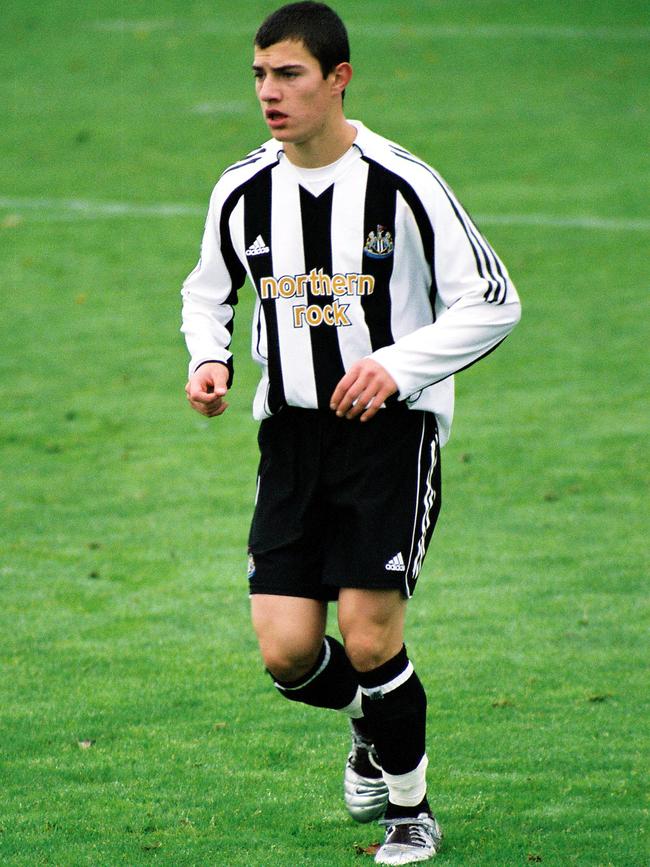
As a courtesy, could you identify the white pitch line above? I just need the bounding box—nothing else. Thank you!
[351,23,650,42]
[1,196,649,232]
[191,100,250,116]
[90,19,650,42]
[92,19,176,32]
[475,213,650,232]
[0,197,205,220]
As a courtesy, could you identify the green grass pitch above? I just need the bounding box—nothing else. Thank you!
[1,1,648,864]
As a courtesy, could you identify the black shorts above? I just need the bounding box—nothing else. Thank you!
[247,406,441,600]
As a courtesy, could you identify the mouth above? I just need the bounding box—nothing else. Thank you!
[265,109,288,127]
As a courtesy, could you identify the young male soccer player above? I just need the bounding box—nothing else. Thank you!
[182,3,521,862]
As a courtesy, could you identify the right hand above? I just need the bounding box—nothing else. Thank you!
[185,362,230,417]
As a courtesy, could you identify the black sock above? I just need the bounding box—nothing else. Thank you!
[384,796,431,820]
[351,715,374,741]
[356,646,427,775]
[355,646,429,812]
[271,635,360,711]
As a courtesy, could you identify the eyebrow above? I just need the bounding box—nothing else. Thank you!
[251,63,307,73]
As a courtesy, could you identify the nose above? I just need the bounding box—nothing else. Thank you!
[258,75,280,102]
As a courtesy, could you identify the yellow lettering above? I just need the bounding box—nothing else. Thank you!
[264,272,374,305]
[332,300,351,326]
[359,275,375,296]
[321,269,332,296]
[306,305,322,326]
[292,300,352,329]
[278,276,296,298]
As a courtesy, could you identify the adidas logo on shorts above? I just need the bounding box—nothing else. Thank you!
[385,552,406,572]
[246,234,270,256]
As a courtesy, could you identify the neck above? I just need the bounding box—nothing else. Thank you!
[284,118,357,168]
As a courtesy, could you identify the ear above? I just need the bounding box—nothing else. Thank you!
[331,62,353,96]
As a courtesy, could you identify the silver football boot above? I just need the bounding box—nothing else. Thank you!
[344,720,389,823]
[375,813,443,864]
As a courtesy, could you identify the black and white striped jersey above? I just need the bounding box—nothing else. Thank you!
[181,121,521,445]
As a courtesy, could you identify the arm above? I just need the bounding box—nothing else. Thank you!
[332,171,521,417]
[370,293,521,400]
[181,185,246,412]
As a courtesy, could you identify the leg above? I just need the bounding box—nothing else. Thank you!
[338,588,407,823]
[338,587,406,672]
[338,588,430,817]
[251,593,327,681]
[251,592,361,713]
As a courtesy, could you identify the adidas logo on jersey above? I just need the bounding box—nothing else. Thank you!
[246,235,270,256]
[385,552,406,572]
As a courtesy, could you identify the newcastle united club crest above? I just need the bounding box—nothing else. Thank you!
[364,225,394,259]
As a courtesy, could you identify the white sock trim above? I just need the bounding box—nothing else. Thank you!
[274,638,331,692]
[336,685,363,718]
[383,754,429,808]
[359,660,414,699]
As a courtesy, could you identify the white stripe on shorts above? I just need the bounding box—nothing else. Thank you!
[404,418,438,597]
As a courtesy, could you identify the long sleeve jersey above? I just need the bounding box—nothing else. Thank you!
[181,121,521,445]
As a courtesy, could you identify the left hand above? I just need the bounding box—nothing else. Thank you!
[329,358,398,422]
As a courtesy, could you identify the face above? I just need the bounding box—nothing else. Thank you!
[252,39,345,146]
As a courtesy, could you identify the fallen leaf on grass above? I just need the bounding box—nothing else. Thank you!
[78,739,96,749]
[353,842,381,856]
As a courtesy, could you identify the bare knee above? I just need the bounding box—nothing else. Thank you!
[250,594,327,683]
[338,588,406,673]
[260,640,322,683]
[344,632,397,673]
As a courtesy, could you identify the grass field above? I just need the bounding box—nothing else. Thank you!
[1,1,649,865]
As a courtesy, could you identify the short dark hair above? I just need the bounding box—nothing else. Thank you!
[255,2,350,79]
